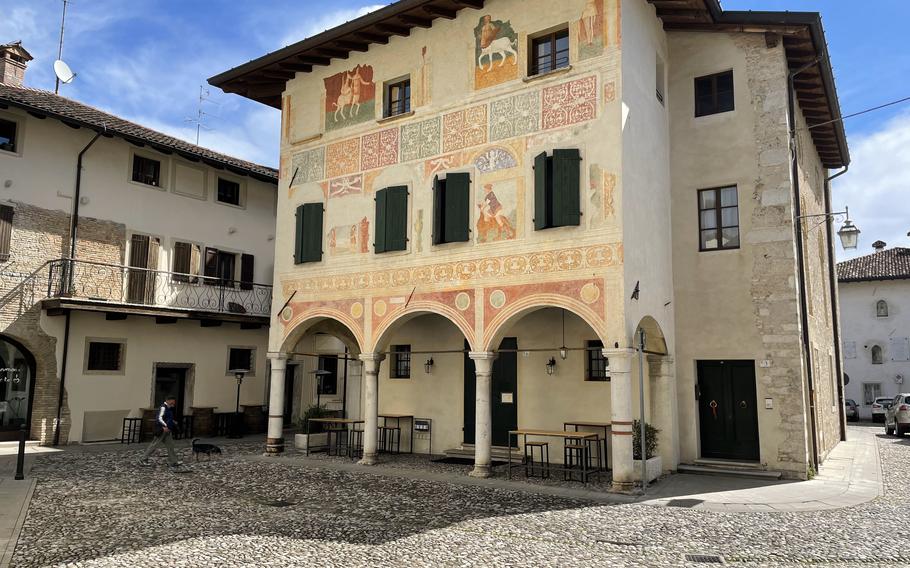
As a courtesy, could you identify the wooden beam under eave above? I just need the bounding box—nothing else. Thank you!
[423,4,458,19]
[316,47,350,59]
[279,62,313,73]
[452,0,484,8]
[353,31,390,44]
[297,55,331,66]
[376,23,411,37]
[400,14,433,28]
[259,70,296,80]
[335,40,370,52]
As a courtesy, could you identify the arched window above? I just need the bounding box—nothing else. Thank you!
[871,345,884,365]
[877,300,889,318]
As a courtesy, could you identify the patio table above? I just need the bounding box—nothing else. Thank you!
[508,429,600,484]
[563,421,611,471]
[379,414,415,453]
[305,418,364,456]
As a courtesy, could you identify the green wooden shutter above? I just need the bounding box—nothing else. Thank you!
[552,148,581,227]
[374,188,388,253]
[444,172,470,243]
[294,204,306,263]
[533,151,550,230]
[432,175,444,245]
[386,186,409,252]
[301,203,324,263]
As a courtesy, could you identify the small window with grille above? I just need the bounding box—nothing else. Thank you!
[391,345,411,379]
[585,340,609,381]
[86,340,125,373]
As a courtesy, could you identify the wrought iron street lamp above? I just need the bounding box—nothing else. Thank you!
[799,206,861,251]
[310,368,333,409]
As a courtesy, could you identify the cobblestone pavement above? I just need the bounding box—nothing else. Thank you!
[10,425,907,567]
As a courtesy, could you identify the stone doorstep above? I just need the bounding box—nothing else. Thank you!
[677,464,784,480]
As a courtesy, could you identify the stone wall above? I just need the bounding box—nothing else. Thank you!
[0,200,125,443]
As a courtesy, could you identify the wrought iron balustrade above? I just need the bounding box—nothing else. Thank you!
[45,259,272,317]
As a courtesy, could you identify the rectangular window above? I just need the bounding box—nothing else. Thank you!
[585,340,610,381]
[0,205,13,262]
[132,155,162,187]
[384,77,411,118]
[530,29,570,76]
[216,178,241,206]
[227,347,254,373]
[203,248,237,286]
[171,241,201,283]
[317,355,339,395]
[432,173,470,245]
[295,203,324,263]
[698,186,739,251]
[87,341,124,372]
[863,382,882,405]
[0,118,17,153]
[374,186,409,253]
[534,149,581,230]
[390,345,411,379]
[695,70,734,117]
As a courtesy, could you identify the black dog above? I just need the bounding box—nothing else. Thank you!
[191,439,223,461]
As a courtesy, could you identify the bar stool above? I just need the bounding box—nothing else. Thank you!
[524,441,550,478]
[327,427,347,456]
[564,443,590,483]
[378,425,401,454]
[349,429,364,460]
[584,436,604,472]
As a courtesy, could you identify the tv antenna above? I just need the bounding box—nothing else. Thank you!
[184,85,219,145]
[54,0,72,94]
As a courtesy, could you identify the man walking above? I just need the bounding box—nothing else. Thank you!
[140,396,182,469]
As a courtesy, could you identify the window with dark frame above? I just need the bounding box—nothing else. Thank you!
[530,29,570,76]
[132,155,161,187]
[87,342,123,372]
[698,186,739,251]
[228,347,253,372]
[217,178,241,206]
[384,78,411,118]
[694,70,734,117]
[317,355,339,395]
[390,345,411,379]
[0,118,17,153]
[585,340,610,381]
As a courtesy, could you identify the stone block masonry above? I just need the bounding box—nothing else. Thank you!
[0,200,125,444]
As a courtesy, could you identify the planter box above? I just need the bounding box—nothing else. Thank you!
[633,456,662,483]
[295,432,328,451]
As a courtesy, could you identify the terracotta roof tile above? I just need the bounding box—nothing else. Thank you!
[0,83,277,182]
[837,248,910,283]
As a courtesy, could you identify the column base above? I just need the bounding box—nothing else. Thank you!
[610,480,636,493]
[358,453,379,466]
[265,438,284,455]
[469,464,492,478]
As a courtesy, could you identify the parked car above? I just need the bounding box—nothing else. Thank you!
[872,397,893,423]
[845,399,859,422]
[885,394,910,436]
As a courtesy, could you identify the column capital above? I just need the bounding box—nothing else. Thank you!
[603,348,635,374]
[468,351,497,361]
[359,352,386,363]
[646,354,674,364]
[267,352,289,361]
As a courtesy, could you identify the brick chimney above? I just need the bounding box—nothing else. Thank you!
[0,41,33,87]
[872,240,887,253]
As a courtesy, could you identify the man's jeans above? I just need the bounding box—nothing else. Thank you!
[143,432,178,465]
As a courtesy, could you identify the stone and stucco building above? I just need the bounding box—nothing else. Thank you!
[211,0,849,484]
[0,44,278,444]
[839,242,910,420]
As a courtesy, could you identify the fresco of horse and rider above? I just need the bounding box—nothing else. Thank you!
[324,64,376,132]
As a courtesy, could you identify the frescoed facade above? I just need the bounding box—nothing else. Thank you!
[211,0,849,485]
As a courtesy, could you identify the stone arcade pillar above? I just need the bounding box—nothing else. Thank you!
[265,354,288,455]
[648,355,679,471]
[469,351,496,478]
[605,348,635,491]
[358,353,384,465]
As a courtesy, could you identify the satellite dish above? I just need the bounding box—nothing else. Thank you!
[53,60,76,84]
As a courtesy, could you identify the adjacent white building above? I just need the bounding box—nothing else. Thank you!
[0,41,278,444]
[839,241,910,420]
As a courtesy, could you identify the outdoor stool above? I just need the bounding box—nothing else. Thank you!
[378,425,401,454]
[348,429,364,460]
[564,443,590,484]
[584,437,604,472]
[121,417,142,444]
[327,427,348,456]
[524,441,550,478]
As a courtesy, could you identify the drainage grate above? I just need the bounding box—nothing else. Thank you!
[685,554,724,564]
[666,498,704,508]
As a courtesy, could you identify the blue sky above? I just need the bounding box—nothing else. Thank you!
[1,0,907,259]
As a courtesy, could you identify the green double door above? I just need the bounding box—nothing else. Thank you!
[697,360,760,461]
[463,338,518,447]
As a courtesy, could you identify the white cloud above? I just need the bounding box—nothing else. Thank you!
[278,4,388,48]
[833,110,910,260]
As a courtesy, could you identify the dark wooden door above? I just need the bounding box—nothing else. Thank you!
[154,367,187,420]
[697,360,759,461]
[463,338,518,447]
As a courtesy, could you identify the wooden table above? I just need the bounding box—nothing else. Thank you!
[379,414,414,454]
[508,429,600,484]
[305,418,364,456]
[564,421,611,471]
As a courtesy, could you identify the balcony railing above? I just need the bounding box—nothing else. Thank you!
[42,259,272,318]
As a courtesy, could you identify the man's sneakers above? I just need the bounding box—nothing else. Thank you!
[138,459,151,467]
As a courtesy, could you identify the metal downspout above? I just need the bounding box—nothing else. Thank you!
[825,166,849,441]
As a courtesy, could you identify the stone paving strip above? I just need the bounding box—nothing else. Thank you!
[7,424,907,567]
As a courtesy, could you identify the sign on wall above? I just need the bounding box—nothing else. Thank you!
[890,337,910,362]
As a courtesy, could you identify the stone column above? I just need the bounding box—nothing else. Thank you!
[648,355,678,472]
[469,351,496,478]
[265,354,288,455]
[605,348,635,491]
[358,353,384,465]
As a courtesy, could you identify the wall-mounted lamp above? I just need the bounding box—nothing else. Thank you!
[424,357,434,374]
[546,357,557,376]
[559,309,568,360]
[798,206,861,251]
